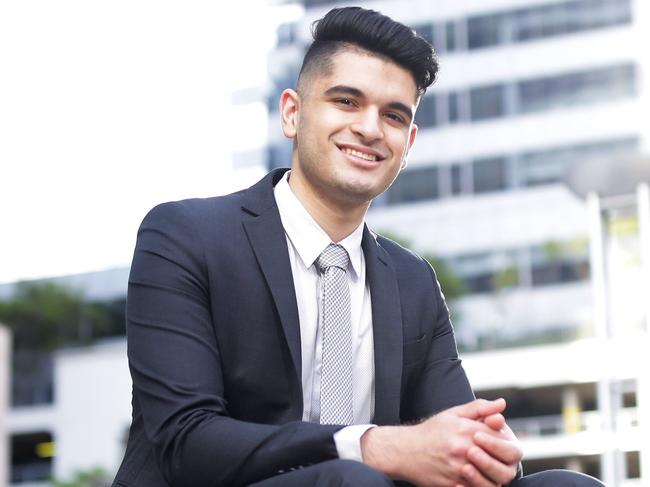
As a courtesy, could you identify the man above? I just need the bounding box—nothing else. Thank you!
[113,7,604,487]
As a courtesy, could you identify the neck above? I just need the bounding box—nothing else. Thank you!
[287,170,369,243]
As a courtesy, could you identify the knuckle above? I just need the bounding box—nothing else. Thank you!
[458,421,472,435]
[449,439,468,457]
[507,445,523,463]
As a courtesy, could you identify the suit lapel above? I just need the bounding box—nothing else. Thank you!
[240,170,404,424]
[362,228,403,425]
[241,170,302,390]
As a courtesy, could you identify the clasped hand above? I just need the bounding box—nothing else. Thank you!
[361,398,522,487]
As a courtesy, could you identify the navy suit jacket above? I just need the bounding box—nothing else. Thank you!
[113,168,474,487]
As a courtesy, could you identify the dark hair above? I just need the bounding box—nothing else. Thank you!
[297,7,438,98]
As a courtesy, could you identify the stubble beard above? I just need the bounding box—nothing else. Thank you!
[298,149,384,209]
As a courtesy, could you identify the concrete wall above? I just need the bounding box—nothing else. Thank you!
[53,340,132,481]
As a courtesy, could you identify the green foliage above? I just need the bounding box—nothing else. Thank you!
[419,253,465,302]
[0,281,124,351]
[51,467,111,487]
[491,264,518,291]
[378,231,464,302]
[542,236,588,261]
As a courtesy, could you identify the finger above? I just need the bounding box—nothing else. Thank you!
[482,413,505,431]
[467,445,517,485]
[474,431,523,465]
[451,398,506,420]
[460,462,499,487]
[469,417,510,440]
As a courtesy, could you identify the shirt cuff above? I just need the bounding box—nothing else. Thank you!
[333,424,377,462]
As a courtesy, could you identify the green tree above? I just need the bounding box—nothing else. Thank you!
[378,232,464,302]
[51,468,111,487]
[0,281,123,352]
[419,253,465,302]
[491,264,519,292]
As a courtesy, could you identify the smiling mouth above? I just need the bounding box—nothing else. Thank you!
[338,146,382,162]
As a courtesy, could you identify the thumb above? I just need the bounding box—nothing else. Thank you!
[449,398,506,420]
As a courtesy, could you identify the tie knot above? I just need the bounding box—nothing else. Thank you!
[316,244,350,273]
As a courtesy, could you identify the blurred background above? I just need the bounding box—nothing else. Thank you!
[1,0,649,485]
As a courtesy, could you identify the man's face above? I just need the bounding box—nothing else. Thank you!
[280,49,419,207]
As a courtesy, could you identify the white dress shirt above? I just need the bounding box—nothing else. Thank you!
[273,171,376,461]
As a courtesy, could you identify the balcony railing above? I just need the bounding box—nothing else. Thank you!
[509,407,638,438]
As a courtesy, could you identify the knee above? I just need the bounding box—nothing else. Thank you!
[324,459,393,486]
[515,469,605,487]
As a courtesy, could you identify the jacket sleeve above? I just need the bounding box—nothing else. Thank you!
[126,201,341,487]
[401,258,476,421]
[408,258,524,481]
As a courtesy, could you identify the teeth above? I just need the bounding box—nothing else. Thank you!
[343,147,377,161]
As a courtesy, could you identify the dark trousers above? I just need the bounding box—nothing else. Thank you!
[249,460,605,487]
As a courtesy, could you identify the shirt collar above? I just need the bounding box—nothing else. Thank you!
[274,171,364,278]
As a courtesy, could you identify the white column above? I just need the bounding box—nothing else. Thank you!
[637,183,650,333]
[587,193,609,339]
[562,386,582,434]
[587,193,618,485]
[0,324,11,487]
[637,183,650,485]
[566,457,583,473]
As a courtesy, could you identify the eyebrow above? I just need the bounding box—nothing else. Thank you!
[323,84,414,122]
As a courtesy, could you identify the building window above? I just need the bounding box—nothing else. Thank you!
[530,241,590,286]
[447,92,460,123]
[470,84,507,121]
[517,137,639,187]
[413,23,434,45]
[467,0,631,51]
[387,166,439,204]
[449,251,518,294]
[378,137,637,203]
[413,64,635,133]
[268,67,299,112]
[416,95,437,128]
[267,141,292,171]
[444,239,590,296]
[468,12,506,49]
[11,432,54,484]
[517,64,636,114]
[473,157,508,193]
[513,0,631,43]
[445,21,458,52]
[276,22,297,47]
[415,63,634,131]
[302,0,341,5]
[12,350,53,407]
[450,163,464,195]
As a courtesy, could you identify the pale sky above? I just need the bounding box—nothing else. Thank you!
[0,2,299,284]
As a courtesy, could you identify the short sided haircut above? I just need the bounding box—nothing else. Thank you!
[297,7,438,98]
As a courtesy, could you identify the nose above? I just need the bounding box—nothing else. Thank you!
[350,107,384,143]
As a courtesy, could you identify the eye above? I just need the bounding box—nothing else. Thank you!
[335,98,356,107]
[385,112,406,124]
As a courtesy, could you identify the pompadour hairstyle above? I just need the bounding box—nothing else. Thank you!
[298,7,438,98]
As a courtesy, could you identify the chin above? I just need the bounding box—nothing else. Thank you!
[336,181,383,204]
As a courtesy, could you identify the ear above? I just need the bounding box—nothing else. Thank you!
[401,123,418,169]
[280,89,300,139]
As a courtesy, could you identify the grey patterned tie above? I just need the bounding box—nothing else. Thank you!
[315,243,354,425]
